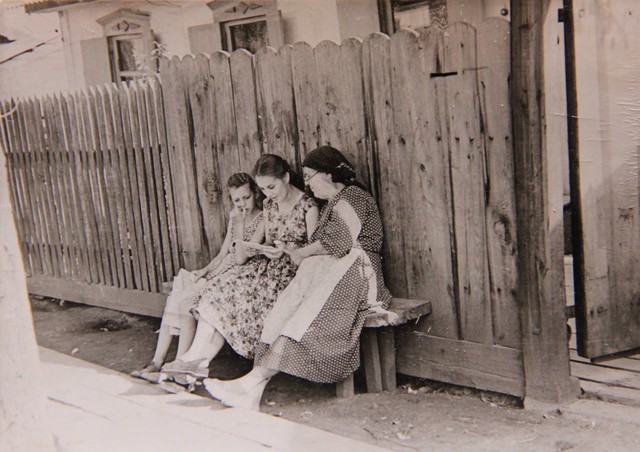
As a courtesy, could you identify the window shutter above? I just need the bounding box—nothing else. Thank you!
[265,8,283,48]
[188,23,220,55]
[80,37,112,87]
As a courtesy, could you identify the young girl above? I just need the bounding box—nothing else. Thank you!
[131,172,265,381]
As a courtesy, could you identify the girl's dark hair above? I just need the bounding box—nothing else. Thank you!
[252,154,305,190]
[227,172,265,209]
[302,145,367,190]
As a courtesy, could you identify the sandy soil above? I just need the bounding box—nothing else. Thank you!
[31,296,640,451]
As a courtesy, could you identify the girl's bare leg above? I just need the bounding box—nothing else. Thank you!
[176,316,196,357]
[176,321,225,364]
[151,323,174,367]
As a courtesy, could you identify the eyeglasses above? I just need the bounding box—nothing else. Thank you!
[303,171,319,182]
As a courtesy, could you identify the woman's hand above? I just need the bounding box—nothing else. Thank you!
[261,243,284,260]
[234,241,254,265]
[278,241,304,266]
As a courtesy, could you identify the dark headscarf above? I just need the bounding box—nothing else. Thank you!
[302,146,365,189]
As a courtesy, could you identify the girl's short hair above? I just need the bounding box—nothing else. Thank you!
[227,172,265,209]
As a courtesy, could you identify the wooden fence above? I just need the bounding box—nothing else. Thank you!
[1,19,523,395]
[0,79,178,315]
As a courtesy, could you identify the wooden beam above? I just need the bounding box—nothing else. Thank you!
[27,275,166,318]
[510,0,579,404]
[396,332,525,397]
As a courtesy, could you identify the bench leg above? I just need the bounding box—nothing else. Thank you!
[362,328,383,392]
[378,326,396,391]
[336,373,355,398]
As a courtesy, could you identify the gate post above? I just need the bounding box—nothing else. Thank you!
[510,0,580,405]
[0,151,54,449]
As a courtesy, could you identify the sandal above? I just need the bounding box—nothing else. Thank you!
[161,358,209,379]
[203,377,267,411]
[131,362,162,379]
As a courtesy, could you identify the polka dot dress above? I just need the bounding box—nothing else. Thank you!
[254,186,392,383]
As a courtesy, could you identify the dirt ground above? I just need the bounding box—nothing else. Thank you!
[31,296,640,451]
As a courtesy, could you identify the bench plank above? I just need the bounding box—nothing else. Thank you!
[364,298,432,328]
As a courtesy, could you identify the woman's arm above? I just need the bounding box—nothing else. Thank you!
[235,216,266,265]
[305,204,319,239]
[193,213,235,280]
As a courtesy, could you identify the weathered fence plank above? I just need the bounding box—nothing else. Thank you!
[477,18,519,348]
[291,42,321,159]
[83,92,113,285]
[159,56,206,270]
[188,53,224,258]
[148,76,180,277]
[49,95,80,280]
[230,50,262,166]
[316,38,370,189]
[255,46,297,165]
[66,93,100,284]
[126,83,155,291]
[104,87,134,288]
[98,86,128,288]
[134,82,162,293]
[142,79,174,284]
[390,29,458,338]
[17,99,51,276]
[87,88,117,286]
[111,84,142,289]
[443,22,492,344]
[1,100,32,273]
[362,32,408,297]
[120,83,149,290]
[56,95,88,282]
[75,93,104,284]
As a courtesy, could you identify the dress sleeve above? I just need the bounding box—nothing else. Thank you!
[316,198,362,258]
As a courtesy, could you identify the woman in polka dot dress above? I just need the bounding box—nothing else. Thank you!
[204,146,392,410]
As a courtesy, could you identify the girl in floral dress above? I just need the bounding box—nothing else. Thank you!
[161,154,319,379]
[131,173,264,380]
[204,146,392,410]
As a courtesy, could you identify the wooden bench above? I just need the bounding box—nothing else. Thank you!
[336,298,432,398]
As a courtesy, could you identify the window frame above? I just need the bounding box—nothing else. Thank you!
[221,15,269,53]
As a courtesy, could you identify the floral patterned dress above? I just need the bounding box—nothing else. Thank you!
[161,211,263,336]
[190,194,317,359]
[255,185,392,383]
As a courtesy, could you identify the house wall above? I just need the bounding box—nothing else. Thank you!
[278,0,342,46]
[0,2,67,100]
[446,0,509,25]
[61,0,213,90]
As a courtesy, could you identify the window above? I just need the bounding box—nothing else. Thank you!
[208,1,283,53]
[108,34,148,82]
[97,9,155,83]
[222,16,269,53]
[378,0,448,34]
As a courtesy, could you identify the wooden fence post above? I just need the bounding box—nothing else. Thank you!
[0,150,54,450]
[510,0,579,405]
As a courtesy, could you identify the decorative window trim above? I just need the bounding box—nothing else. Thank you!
[96,8,155,82]
[207,0,283,51]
